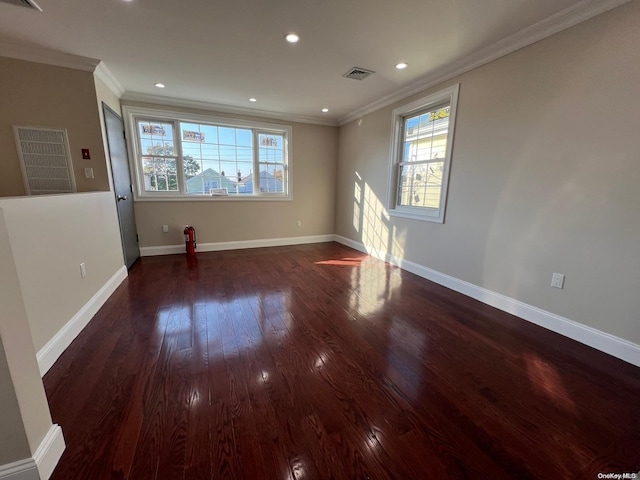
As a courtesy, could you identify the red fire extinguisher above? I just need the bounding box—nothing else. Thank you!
[184,225,196,257]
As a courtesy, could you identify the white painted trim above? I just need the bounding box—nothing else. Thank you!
[0,459,38,480]
[338,0,631,125]
[334,235,640,368]
[121,92,338,127]
[94,62,125,98]
[36,266,128,376]
[387,84,460,224]
[33,425,65,480]
[0,40,100,72]
[140,234,335,257]
[0,425,65,480]
[133,195,293,203]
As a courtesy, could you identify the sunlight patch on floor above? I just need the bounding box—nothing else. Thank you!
[349,259,402,317]
[315,256,367,266]
[523,352,577,414]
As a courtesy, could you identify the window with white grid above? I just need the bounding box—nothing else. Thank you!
[257,132,286,193]
[124,106,291,200]
[389,85,459,223]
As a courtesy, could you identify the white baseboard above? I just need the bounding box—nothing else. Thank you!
[33,425,65,480]
[139,234,335,257]
[0,425,65,480]
[334,235,640,368]
[0,459,38,480]
[37,266,128,376]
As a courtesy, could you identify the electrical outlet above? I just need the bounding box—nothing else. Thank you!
[296,220,302,227]
[551,273,565,289]
[162,224,169,233]
[84,167,94,179]
[80,262,87,278]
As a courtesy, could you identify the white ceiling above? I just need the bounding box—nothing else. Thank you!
[0,0,628,125]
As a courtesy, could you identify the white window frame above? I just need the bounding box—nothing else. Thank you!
[387,84,459,223]
[122,105,292,202]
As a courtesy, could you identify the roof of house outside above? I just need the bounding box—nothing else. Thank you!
[185,168,237,194]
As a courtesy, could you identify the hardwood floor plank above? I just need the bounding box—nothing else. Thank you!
[184,303,211,476]
[210,401,241,480]
[44,243,640,479]
[300,413,351,480]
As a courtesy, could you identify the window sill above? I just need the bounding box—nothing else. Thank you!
[389,208,444,223]
[133,194,292,202]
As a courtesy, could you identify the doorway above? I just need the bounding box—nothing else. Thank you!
[103,103,140,269]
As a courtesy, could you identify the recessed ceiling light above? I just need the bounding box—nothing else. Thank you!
[285,33,299,44]
[154,83,165,88]
[395,62,408,70]
[249,98,257,102]
[321,108,329,113]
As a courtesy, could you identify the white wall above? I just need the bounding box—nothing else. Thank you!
[0,208,56,470]
[336,2,640,348]
[0,212,35,467]
[0,192,125,354]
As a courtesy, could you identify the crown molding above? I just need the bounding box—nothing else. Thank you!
[338,0,631,126]
[121,92,339,127]
[94,62,125,97]
[0,40,100,72]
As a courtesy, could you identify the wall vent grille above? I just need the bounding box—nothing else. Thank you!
[343,67,375,80]
[13,126,76,195]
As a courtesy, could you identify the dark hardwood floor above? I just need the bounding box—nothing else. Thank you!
[44,242,640,479]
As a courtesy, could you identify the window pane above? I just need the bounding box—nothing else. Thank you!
[397,162,443,208]
[237,146,252,163]
[201,144,219,159]
[236,129,252,147]
[403,106,450,163]
[178,122,257,195]
[219,145,235,161]
[257,133,285,193]
[237,162,253,179]
[138,122,174,156]
[201,159,219,172]
[183,155,201,180]
[235,163,252,195]
[186,169,224,195]
[201,125,218,144]
[258,133,284,162]
[142,156,178,191]
[259,165,284,193]
[182,143,201,158]
[218,127,236,145]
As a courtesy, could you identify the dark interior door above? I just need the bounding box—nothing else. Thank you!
[103,103,140,269]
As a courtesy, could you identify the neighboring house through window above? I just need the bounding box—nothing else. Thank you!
[388,84,459,223]
[123,106,291,200]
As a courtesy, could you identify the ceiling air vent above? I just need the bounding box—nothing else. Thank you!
[343,67,375,81]
[0,0,42,10]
